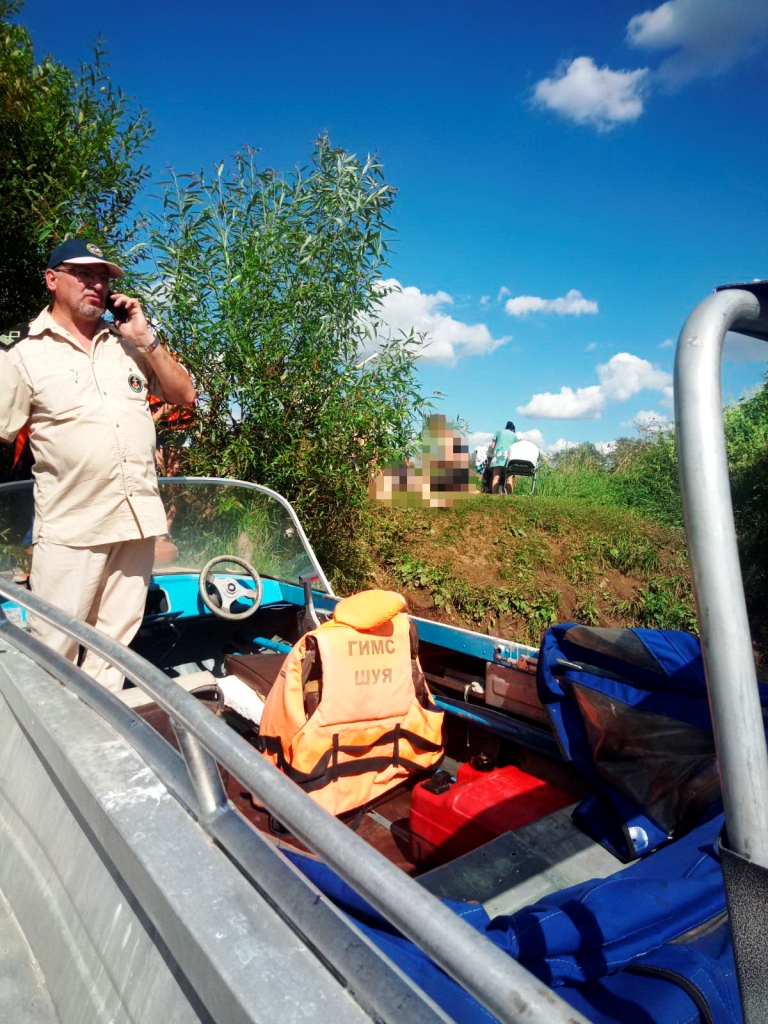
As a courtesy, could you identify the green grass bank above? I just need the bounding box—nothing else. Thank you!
[333,379,768,662]
[358,494,695,646]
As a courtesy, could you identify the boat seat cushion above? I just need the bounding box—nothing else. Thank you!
[117,670,218,709]
[224,652,286,700]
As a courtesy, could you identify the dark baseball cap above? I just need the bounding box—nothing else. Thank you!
[47,239,124,278]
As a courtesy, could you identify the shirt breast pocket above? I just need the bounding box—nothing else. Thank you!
[123,367,151,406]
[33,367,84,417]
[100,356,148,404]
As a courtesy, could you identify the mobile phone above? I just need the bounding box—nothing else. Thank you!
[107,292,130,323]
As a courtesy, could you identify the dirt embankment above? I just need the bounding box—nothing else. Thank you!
[359,495,696,646]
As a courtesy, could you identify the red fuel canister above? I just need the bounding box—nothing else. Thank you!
[410,761,574,867]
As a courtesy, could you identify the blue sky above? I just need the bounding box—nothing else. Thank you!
[18,0,768,455]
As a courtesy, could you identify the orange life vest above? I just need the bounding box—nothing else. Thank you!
[258,590,444,816]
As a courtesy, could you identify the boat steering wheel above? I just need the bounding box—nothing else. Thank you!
[198,555,264,621]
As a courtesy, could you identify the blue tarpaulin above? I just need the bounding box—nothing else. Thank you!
[287,813,740,1023]
[282,625,754,1022]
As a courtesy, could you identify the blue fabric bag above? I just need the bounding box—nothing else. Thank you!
[485,814,739,1023]
[536,624,739,859]
[283,848,499,1024]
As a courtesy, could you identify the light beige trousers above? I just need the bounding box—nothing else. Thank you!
[28,537,155,693]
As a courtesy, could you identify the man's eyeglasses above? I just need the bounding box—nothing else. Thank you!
[55,265,111,287]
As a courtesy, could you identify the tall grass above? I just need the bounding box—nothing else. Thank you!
[724,382,768,611]
[531,436,682,526]
[524,376,768,615]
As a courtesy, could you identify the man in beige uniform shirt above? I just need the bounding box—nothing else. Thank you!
[0,239,196,691]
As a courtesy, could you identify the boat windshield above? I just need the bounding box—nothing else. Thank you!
[0,477,329,590]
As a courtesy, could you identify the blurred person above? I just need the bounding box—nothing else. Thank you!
[0,239,196,691]
[369,414,471,508]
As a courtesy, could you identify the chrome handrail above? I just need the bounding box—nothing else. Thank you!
[0,579,588,1024]
[674,287,768,867]
[0,619,450,1024]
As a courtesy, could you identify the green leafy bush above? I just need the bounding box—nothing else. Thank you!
[0,1,152,483]
[141,139,432,577]
[0,0,152,325]
[724,379,768,611]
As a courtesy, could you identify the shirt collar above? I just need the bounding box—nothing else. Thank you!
[29,306,113,346]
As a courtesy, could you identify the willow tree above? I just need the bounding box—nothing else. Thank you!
[143,138,431,577]
[0,1,153,325]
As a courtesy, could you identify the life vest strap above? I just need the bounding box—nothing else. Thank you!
[258,724,443,792]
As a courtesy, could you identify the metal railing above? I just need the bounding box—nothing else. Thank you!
[674,285,768,867]
[0,617,451,1024]
[0,579,588,1024]
[675,282,768,1024]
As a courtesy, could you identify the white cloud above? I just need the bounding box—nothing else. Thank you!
[723,330,768,363]
[534,56,649,130]
[518,385,606,420]
[534,1,768,135]
[547,437,580,455]
[372,279,511,365]
[595,440,618,455]
[518,428,546,449]
[497,286,511,302]
[597,352,672,401]
[633,409,674,433]
[518,352,672,420]
[467,430,494,453]
[627,0,768,86]
[480,295,491,307]
[542,437,615,457]
[504,288,599,317]
[658,338,674,349]
[661,385,674,408]
[734,383,763,403]
[585,342,598,352]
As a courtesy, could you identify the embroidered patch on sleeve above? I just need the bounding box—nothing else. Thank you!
[0,322,31,349]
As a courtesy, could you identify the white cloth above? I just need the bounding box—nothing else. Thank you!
[505,439,540,467]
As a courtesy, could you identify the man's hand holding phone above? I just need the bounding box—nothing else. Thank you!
[106,292,130,323]
[107,293,158,352]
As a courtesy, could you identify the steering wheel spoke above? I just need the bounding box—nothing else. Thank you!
[198,556,264,621]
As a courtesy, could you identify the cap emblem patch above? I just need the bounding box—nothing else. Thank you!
[128,373,144,393]
[86,243,104,257]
